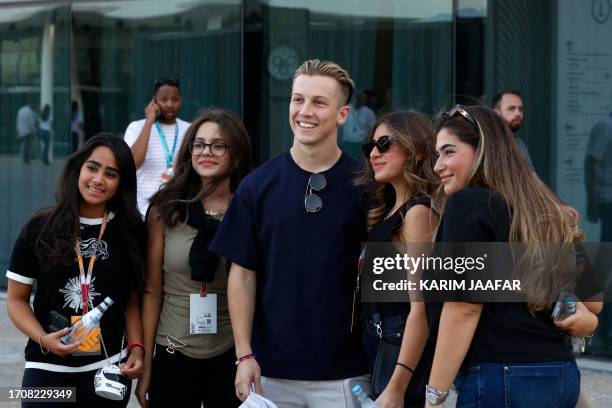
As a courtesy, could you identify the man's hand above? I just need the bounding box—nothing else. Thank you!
[144,99,161,123]
[235,358,262,402]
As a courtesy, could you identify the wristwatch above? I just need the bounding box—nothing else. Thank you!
[425,384,449,406]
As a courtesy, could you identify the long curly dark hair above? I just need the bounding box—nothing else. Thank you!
[30,133,144,287]
[149,107,252,226]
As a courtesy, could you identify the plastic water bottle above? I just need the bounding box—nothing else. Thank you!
[61,297,114,345]
[351,384,377,408]
[565,299,583,355]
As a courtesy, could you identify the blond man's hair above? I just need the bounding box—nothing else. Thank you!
[293,59,354,105]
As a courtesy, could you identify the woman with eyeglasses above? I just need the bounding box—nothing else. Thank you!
[356,111,439,408]
[423,104,601,407]
[136,108,251,408]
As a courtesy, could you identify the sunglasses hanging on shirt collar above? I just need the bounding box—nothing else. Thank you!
[304,173,327,213]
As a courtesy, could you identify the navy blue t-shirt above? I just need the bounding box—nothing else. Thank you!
[210,150,369,380]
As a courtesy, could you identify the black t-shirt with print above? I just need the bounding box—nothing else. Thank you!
[8,213,136,368]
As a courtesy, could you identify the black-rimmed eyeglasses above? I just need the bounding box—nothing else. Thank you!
[361,135,398,157]
[304,173,326,213]
[189,141,228,157]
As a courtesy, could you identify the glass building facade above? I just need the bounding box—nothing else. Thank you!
[1,0,611,353]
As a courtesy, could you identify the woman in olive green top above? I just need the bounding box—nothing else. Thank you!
[136,108,251,408]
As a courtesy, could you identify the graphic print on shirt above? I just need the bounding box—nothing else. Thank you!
[60,276,101,313]
[59,238,108,314]
[79,237,109,260]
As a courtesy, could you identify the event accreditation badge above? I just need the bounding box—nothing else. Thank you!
[189,293,217,334]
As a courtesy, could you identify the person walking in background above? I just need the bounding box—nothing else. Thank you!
[211,59,370,407]
[423,105,601,407]
[5,134,145,407]
[586,111,612,242]
[71,100,85,152]
[356,111,439,408]
[584,111,612,365]
[124,78,190,216]
[38,104,52,165]
[16,103,37,164]
[136,108,251,408]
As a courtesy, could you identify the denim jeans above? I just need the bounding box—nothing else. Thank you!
[454,361,580,408]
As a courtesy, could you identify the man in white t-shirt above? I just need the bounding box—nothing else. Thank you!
[124,78,190,216]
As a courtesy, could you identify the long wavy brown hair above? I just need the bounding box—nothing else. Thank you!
[148,107,252,226]
[355,110,439,230]
[433,104,582,311]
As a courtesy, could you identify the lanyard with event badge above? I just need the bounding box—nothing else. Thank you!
[73,211,108,354]
[188,209,225,335]
[155,121,178,182]
[189,282,218,335]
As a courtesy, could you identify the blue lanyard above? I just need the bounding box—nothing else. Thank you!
[155,121,178,168]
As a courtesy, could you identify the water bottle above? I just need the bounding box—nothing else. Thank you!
[565,299,582,355]
[61,297,114,345]
[351,384,377,408]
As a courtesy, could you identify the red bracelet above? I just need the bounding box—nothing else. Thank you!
[235,353,256,365]
[127,341,145,352]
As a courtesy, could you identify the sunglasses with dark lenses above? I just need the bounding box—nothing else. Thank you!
[441,105,479,130]
[361,135,398,157]
[304,173,327,213]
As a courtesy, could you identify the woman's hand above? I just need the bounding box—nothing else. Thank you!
[41,328,80,357]
[135,366,151,408]
[375,384,405,408]
[120,347,144,379]
[554,301,598,337]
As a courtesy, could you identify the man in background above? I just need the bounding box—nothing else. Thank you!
[124,78,190,216]
[493,90,579,220]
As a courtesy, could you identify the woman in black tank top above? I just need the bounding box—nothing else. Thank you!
[356,111,439,407]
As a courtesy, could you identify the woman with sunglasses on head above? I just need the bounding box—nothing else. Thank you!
[356,111,439,408]
[136,108,251,408]
[6,133,145,407]
[424,105,601,407]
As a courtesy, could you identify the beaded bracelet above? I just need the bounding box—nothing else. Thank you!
[235,353,256,366]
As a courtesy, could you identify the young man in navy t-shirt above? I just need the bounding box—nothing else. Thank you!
[211,59,370,407]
